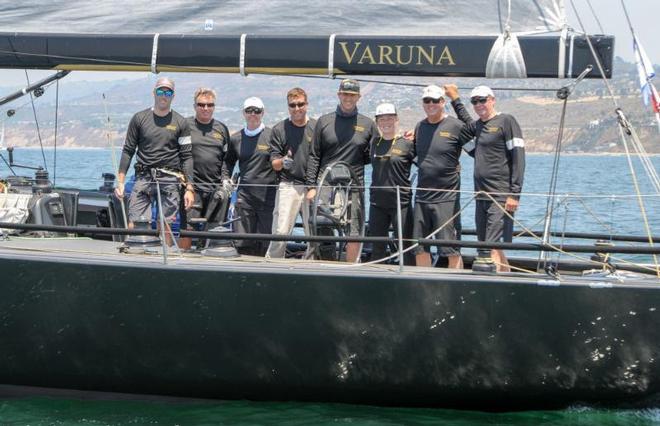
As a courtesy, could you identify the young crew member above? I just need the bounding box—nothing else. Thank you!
[265,87,316,259]
[115,77,193,246]
[221,97,276,256]
[179,87,231,250]
[412,84,464,269]
[368,102,415,264]
[304,79,378,262]
[446,84,526,272]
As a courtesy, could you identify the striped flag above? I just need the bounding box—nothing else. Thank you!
[633,35,660,113]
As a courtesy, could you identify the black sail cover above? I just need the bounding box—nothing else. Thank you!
[0,0,613,78]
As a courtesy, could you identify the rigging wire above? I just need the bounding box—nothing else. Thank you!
[24,70,48,172]
[53,79,60,187]
[569,0,659,277]
[538,94,569,271]
[585,0,605,34]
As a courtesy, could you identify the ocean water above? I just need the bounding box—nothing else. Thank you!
[0,148,659,424]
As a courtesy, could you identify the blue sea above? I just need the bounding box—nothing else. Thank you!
[0,148,659,425]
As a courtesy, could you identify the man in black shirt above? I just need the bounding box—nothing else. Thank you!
[446,84,526,272]
[305,79,378,262]
[265,87,316,259]
[368,103,415,264]
[115,77,193,246]
[221,97,276,256]
[179,87,231,250]
[413,85,464,269]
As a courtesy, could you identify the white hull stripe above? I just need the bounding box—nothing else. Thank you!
[506,137,524,150]
[463,139,476,153]
[178,136,192,146]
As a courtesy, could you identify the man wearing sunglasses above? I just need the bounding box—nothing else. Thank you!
[446,84,526,273]
[304,79,378,262]
[265,87,316,259]
[115,77,193,246]
[412,84,464,269]
[179,87,230,250]
[221,97,276,256]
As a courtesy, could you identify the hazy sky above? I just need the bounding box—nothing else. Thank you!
[568,0,659,62]
[1,0,657,87]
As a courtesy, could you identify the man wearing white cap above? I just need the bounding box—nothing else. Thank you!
[115,76,193,246]
[445,84,526,272]
[412,84,464,269]
[221,97,276,256]
[304,79,378,262]
[368,102,415,264]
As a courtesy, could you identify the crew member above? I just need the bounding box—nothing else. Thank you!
[265,87,316,259]
[412,84,464,269]
[115,77,193,246]
[304,79,378,262]
[368,102,415,264]
[447,84,526,272]
[221,97,276,256]
[179,87,231,250]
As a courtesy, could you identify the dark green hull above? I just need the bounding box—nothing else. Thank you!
[0,242,659,410]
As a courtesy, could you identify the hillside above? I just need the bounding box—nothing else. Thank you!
[1,58,658,153]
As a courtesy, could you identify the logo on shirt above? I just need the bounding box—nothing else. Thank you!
[166,125,177,131]
[391,148,403,155]
[257,143,269,152]
[213,132,224,141]
[484,126,501,134]
[438,131,453,138]
[354,125,364,132]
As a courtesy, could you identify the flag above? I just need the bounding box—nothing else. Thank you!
[633,35,660,113]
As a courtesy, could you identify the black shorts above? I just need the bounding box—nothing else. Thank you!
[475,199,513,243]
[412,201,460,256]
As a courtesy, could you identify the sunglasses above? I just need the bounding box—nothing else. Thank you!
[470,97,490,105]
[422,97,442,104]
[155,88,174,97]
[196,102,215,108]
[288,102,307,109]
[244,107,263,114]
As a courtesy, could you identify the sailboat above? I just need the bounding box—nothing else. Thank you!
[0,0,659,411]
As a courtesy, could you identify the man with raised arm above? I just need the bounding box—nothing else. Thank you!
[304,79,378,262]
[412,84,464,269]
[445,84,526,272]
[115,77,193,246]
[179,87,231,250]
[221,97,276,256]
[265,87,316,259]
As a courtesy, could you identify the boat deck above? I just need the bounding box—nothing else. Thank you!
[1,235,657,286]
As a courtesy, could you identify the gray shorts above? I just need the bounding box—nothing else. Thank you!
[413,201,460,256]
[475,199,513,243]
[128,175,180,223]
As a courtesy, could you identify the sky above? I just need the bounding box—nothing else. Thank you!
[1,0,657,87]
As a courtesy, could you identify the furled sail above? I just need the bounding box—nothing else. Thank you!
[0,0,613,78]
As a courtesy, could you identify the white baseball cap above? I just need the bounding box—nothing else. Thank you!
[422,85,445,99]
[470,85,495,98]
[243,97,265,110]
[375,102,397,116]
